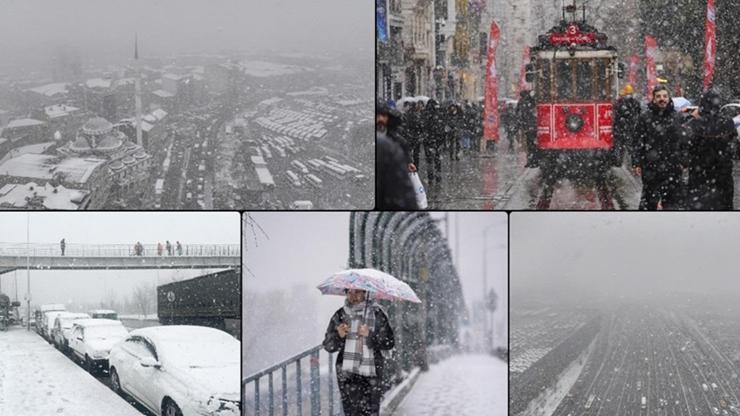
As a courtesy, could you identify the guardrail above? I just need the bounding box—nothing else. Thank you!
[0,243,240,258]
[243,345,342,416]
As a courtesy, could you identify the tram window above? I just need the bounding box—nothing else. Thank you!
[539,61,551,101]
[596,60,610,100]
[556,60,574,101]
[576,61,593,100]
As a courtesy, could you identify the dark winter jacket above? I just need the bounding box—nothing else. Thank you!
[423,103,444,147]
[323,305,395,386]
[684,95,738,209]
[613,96,642,145]
[516,94,537,136]
[633,100,686,176]
[375,133,418,210]
[405,110,423,147]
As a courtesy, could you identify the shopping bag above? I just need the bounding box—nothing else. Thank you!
[409,172,428,209]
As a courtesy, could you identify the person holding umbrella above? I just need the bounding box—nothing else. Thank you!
[319,269,419,416]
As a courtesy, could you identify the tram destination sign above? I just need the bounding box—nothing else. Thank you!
[549,24,596,46]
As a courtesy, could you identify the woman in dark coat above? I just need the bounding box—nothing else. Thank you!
[323,289,395,416]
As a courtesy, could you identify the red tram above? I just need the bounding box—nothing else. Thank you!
[525,1,622,170]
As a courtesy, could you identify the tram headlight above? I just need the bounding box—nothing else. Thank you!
[565,114,584,132]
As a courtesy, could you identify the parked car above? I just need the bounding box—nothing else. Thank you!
[89,309,118,320]
[69,319,129,374]
[109,325,240,416]
[43,310,68,342]
[52,312,90,352]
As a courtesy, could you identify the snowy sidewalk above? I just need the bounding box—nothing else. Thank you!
[0,327,141,416]
[393,354,508,416]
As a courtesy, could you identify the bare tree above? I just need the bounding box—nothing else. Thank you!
[131,283,156,318]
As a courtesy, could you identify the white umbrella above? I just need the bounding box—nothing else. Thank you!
[317,268,421,303]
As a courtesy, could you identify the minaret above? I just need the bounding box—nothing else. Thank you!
[134,33,143,147]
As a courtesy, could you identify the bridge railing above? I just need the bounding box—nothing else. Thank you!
[0,243,240,258]
[243,345,343,416]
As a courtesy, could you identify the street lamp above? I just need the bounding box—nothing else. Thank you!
[482,224,497,352]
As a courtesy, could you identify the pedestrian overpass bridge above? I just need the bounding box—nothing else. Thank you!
[0,242,240,274]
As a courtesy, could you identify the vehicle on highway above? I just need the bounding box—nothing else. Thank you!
[290,160,309,174]
[69,319,129,374]
[52,312,91,352]
[305,174,323,188]
[109,325,240,416]
[35,304,65,337]
[641,396,647,410]
[285,170,302,187]
[43,310,68,342]
[89,309,118,320]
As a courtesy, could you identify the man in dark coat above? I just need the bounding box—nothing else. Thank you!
[612,84,642,166]
[376,131,418,209]
[405,102,424,167]
[444,103,462,162]
[516,90,538,167]
[684,90,738,209]
[422,100,444,185]
[633,85,686,210]
[323,289,395,416]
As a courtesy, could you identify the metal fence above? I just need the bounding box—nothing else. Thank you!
[0,243,240,258]
[243,345,342,416]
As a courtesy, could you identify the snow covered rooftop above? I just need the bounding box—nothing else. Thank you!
[44,104,80,119]
[7,118,45,129]
[85,78,112,89]
[0,181,89,209]
[152,89,175,98]
[28,82,68,96]
[0,153,105,183]
[152,108,167,120]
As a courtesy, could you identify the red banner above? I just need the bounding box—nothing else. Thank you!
[703,0,716,91]
[628,54,639,88]
[483,21,500,143]
[645,35,657,100]
[517,46,530,95]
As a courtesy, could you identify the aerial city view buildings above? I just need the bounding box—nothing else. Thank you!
[0,0,373,210]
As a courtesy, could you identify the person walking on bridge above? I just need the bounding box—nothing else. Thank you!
[59,238,65,256]
[323,289,395,416]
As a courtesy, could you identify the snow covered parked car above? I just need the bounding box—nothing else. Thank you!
[68,319,129,374]
[51,312,90,352]
[109,325,240,416]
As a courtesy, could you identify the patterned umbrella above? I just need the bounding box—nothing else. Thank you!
[317,268,422,303]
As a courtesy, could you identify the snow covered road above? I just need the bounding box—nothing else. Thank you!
[0,327,141,416]
[393,354,508,416]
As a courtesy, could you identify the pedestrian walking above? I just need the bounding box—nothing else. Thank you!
[59,238,65,256]
[633,85,686,210]
[684,90,738,210]
[376,131,418,209]
[166,240,172,256]
[613,84,642,166]
[176,241,183,256]
[323,289,395,416]
[516,90,538,167]
[422,100,444,186]
[445,103,462,162]
[157,242,163,256]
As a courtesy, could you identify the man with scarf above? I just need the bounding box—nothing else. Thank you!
[684,90,738,209]
[323,289,395,416]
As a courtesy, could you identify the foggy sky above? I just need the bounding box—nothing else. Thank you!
[0,212,239,306]
[244,212,508,360]
[0,0,371,70]
[512,212,740,302]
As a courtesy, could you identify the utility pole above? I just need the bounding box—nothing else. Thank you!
[26,213,31,331]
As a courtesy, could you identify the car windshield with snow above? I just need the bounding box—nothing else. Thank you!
[109,325,240,416]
